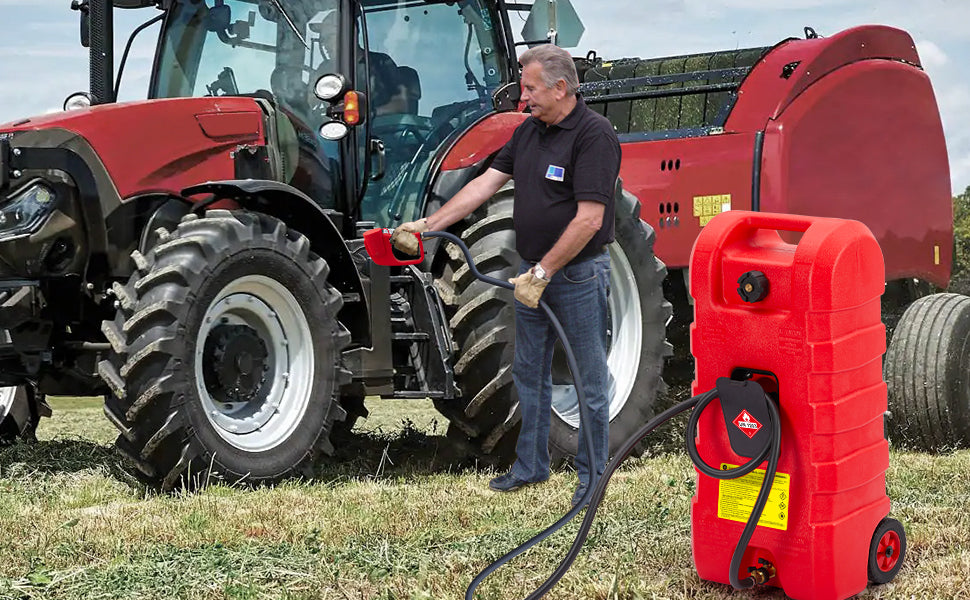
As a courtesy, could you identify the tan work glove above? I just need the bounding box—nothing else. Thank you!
[390,218,429,255]
[508,268,549,308]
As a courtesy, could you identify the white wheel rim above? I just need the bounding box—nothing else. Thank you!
[551,243,643,428]
[194,275,314,452]
[0,387,18,419]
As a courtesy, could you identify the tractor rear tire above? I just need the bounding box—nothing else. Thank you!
[99,210,350,490]
[885,293,970,450]
[434,182,671,466]
[0,386,36,445]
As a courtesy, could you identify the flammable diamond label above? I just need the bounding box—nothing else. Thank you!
[732,409,763,439]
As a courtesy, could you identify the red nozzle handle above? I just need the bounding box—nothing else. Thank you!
[362,227,424,266]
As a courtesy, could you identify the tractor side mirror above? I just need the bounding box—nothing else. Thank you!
[71,0,91,48]
[205,4,255,45]
[205,4,232,33]
[80,12,91,47]
[521,0,585,47]
[492,82,521,112]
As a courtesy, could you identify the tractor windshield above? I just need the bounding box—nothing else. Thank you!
[153,0,344,206]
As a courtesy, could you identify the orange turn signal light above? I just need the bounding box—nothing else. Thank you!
[344,91,360,125]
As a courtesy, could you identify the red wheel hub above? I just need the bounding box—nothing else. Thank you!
[876,530,902,572]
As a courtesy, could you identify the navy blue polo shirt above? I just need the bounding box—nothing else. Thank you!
[491,96,620,264]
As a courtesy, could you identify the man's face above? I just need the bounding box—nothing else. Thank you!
[520,62,566,125]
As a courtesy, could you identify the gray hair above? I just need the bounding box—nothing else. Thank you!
[519,44,580,96]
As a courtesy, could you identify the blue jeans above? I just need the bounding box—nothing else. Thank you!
[510,252,611,490]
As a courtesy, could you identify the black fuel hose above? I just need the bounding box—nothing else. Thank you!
[421,231,782,598]
[417,231,599,599]
[503,388,781,599]
[686,389,782,590]
[506,390,714,600]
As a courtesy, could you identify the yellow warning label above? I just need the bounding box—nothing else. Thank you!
[717,464,791,531]
[693,194,732,226]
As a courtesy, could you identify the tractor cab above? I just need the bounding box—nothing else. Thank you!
[142,0,515,228]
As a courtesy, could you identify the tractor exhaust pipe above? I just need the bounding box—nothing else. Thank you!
[89,0,115,104]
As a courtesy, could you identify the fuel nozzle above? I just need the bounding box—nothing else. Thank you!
[748,559,777,585]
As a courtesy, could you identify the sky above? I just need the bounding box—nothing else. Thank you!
[1,0,968,195]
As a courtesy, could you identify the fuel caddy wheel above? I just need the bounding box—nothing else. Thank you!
[868,517,906,584]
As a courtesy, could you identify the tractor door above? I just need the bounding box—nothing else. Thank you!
[151,0,347,210]
[356,0,512,227]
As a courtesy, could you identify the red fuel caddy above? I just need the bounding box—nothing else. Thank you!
[688,211,905,600]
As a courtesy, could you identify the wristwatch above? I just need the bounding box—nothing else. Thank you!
[533,263,550,282]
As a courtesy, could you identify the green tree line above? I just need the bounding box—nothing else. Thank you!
[951,185,970,294]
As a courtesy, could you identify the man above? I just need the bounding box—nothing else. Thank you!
[390,44,620,508]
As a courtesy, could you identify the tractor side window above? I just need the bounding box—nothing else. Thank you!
[358,0,508,226]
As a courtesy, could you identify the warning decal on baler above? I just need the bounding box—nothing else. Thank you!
[717,464,790,531]
[693,194,732,226]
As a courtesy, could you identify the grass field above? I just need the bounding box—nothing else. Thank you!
[1,395,969,599]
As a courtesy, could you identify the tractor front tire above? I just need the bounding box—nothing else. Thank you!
[435,182,671,466]
[99,210,350,490]
[885,292,970,450]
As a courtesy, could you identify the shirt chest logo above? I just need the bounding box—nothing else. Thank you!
[545,165,565,182]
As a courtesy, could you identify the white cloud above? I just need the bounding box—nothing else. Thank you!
[936,84,970,195]
[915,40,948,69]
[937,86,970,122]
[0,47,80,59]
[952,155,970,196]
[681,0,852,17]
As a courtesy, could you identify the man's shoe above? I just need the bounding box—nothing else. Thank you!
[489,472,545,492]
[571,485,589,508]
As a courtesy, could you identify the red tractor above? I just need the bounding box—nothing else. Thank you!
[0,0,671,489]
[0,0,956,488]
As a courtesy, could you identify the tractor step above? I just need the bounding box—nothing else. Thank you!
[393,391,445,399]
[392,332,429,341]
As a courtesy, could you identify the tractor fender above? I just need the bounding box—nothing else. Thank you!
[181,179,368,343]
[437,112,528,172]
[420,112,528,267]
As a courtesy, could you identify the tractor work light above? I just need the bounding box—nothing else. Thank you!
[63,92,94,111]
[313,73,348,102]
[319,120,350,141]
[0,182,57,239]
